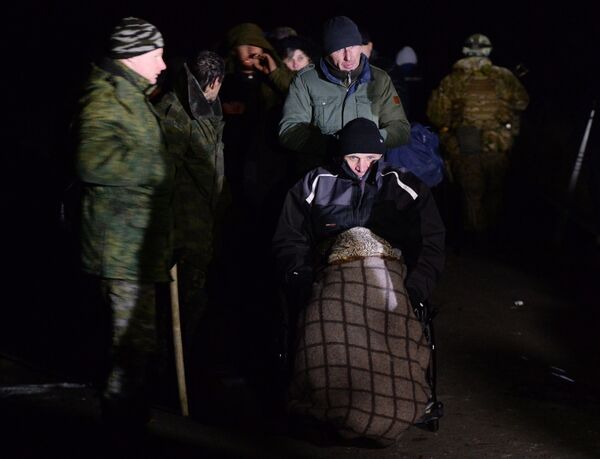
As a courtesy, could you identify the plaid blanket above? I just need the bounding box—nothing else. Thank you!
[289,246,431,445]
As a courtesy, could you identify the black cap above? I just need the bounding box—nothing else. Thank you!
[322,16,363,55]
[338,118,385,156]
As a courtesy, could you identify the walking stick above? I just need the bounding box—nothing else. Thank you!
[169,264,189,416]
[554,105,596,244]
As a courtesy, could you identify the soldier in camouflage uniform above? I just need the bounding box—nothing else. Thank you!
[154,51,227,357]
[74,17,173,425]
[427,34,529,236]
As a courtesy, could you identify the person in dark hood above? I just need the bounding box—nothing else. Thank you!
[219,22,294,213]
[215,23,295,400]
[154,51,227,365]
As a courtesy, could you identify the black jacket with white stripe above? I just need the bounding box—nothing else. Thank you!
[272,159,445,303]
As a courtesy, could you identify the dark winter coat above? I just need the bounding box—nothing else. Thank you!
[221,23,295,208]
[272,160,445,303]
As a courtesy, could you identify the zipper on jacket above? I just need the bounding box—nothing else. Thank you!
[351,181,360,226]
[341,73,357,128]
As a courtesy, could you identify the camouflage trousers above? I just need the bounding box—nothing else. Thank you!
[450,151,509,232]
[97,279,157,403]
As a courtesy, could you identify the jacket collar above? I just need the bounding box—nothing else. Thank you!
[319,54,372,95]
[337,158,382,184]
[174,63,222,120]
[98,57,156,95]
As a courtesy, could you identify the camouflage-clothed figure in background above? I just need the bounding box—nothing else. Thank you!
[427,34,529,233]
[74,17,173,425]
[155,51,227,354]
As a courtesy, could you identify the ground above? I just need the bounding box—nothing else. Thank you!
[2,205,599,458]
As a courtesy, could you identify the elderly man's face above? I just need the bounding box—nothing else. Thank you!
[328,45,362,72]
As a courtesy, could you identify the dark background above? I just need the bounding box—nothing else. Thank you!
[3,0,599,377]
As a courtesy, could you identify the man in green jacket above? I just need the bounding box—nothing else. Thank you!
[279,15,411,177]
[154,51,227,363]
[74,17,173,427]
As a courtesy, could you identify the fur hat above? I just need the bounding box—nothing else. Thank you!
[109,17,164,58]
[322,16,363,55]
[338,118,385,156]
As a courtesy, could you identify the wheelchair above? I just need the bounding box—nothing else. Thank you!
[275,289,444,433]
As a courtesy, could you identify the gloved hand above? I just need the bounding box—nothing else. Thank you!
[407,287,425,321]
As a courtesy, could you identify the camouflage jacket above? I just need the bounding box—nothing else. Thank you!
[75,59,175,282]
[279,55,410,172]
[427,57,529,154]
[155,64,226,259]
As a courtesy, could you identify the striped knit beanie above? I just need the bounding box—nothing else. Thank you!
[109,17,164,59]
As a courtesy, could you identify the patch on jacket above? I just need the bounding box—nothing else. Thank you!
[393,95,401,105]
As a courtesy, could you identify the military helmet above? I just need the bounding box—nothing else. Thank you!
[462,33,492,57]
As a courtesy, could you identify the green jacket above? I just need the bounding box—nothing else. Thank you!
[75,59,175,282]
[279,56,410,173]
[155,64,227,266]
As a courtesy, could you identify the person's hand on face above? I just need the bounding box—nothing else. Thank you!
[236,45,276,74]
[248,52,276,74]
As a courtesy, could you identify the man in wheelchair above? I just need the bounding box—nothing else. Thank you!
[272,117,445,446]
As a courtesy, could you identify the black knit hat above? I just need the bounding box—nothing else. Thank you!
[109,17,164,59]
[338,118,385,156]
[322,16,363,55]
